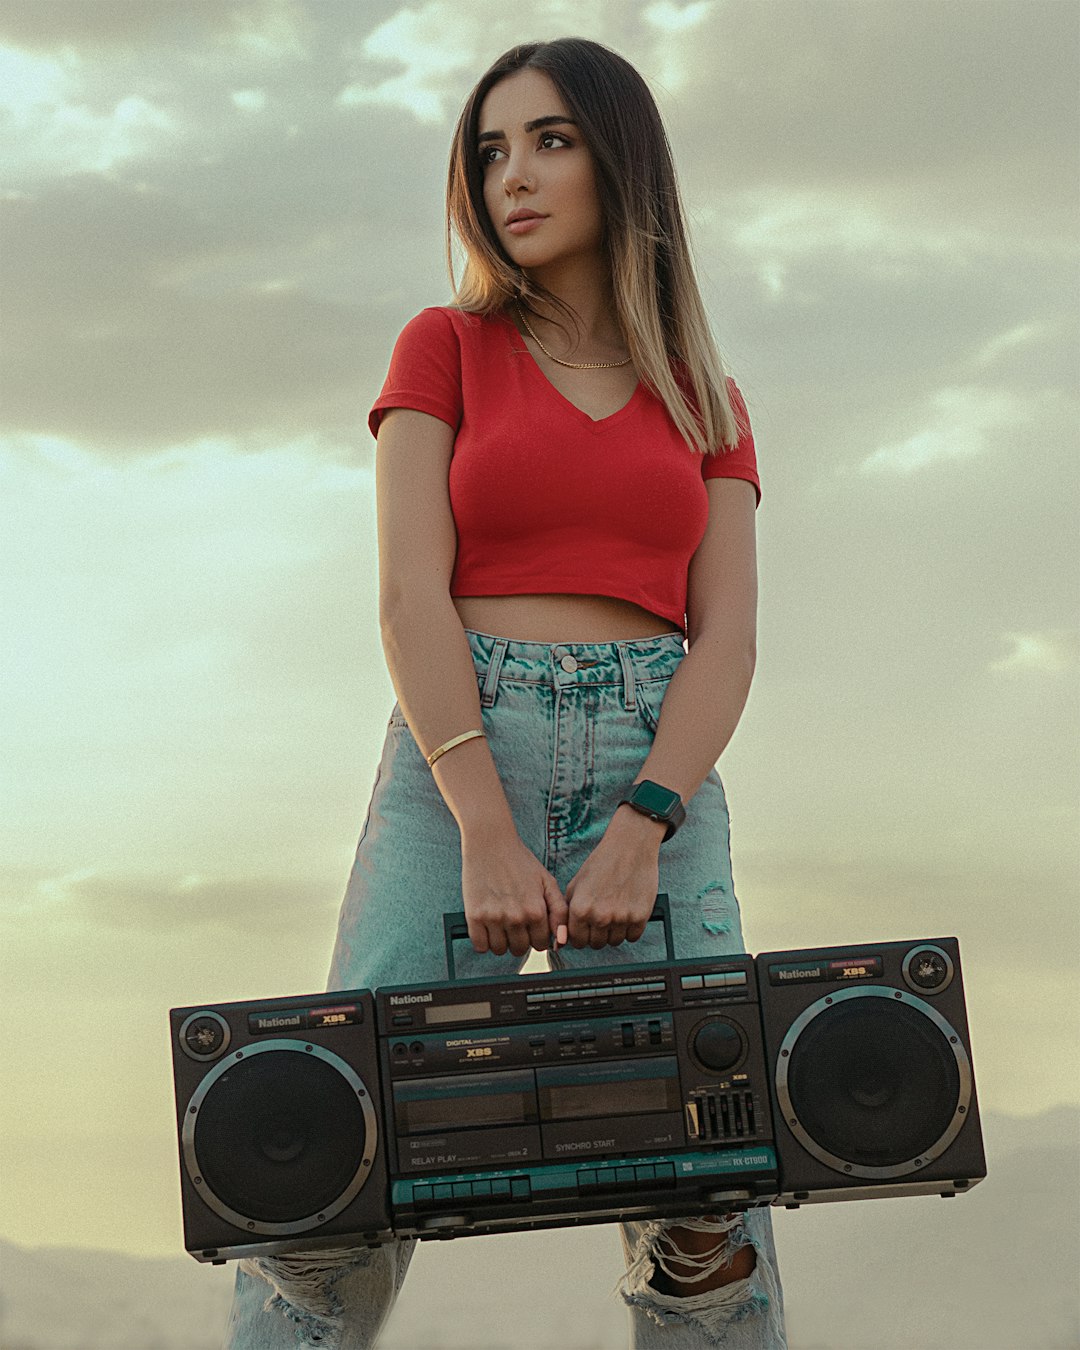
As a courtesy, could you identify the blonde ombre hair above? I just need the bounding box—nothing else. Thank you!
[446,37,743,454]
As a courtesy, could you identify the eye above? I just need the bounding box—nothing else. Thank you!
[478,145,505,165]
[539,131,571,150]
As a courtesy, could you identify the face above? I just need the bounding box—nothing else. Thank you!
[477,68,605,279]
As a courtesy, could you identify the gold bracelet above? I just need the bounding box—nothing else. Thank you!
[426,728,485,768]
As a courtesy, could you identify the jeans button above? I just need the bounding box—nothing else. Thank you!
[560,655,578,673]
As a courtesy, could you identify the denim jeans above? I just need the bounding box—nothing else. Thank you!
[224,629,786,1349]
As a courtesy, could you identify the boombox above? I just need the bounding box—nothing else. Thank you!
[170,906,986,1263]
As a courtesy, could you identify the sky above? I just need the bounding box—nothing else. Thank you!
[0,0,1077,1261]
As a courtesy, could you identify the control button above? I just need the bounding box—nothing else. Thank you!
[578,1169,598,1190]
[681,975,704,990]
[694,1019,743,1072]
[726,971,747,986]
[433,1184,454,1202]
[391,1013,413,1026]
[510,1177,531,1199]
[616,1166,636,1186]
[414,1185,433,1205]
[526,994,543,1004]
[490,1179,511,1198]
[452,1182,471,1199]
[558,1032,575,1045]
[560,655,579,672]
[621,1023,635,1048]
[529,1035,546,1047]
[578,1031,597,1043]
[655,1163,676,1186]
[635,1164,656,1183]
[648,1020,663,1045]
[472,1179,492,1197]
[704,973,732,988]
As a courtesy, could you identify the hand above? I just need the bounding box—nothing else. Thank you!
[564,807,665,949]
[461,827,569,958]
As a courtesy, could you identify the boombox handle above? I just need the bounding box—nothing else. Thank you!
[443,894,675,980]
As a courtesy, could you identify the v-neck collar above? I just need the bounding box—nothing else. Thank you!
[497,310,644,429]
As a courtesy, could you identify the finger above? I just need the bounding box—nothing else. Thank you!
[567,910,590,948]
[543,878,569,944]
[506,922,531,959]
[470,920,490,955]
[487,923,508,957]
[607,923,628,948]
[527,909,551,953]
[588,923,608,951]
[625,920,648,943]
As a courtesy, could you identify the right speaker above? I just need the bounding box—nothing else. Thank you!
[755,936,986,1207]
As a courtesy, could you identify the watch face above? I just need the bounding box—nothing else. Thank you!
[633,780,680,815]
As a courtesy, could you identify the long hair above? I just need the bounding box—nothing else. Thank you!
[446,37,741,453]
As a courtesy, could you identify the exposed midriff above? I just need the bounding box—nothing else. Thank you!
[452,593,684,644]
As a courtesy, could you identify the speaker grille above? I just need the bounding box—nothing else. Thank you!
[777,988,971,1179]
[184,1040,377,1234]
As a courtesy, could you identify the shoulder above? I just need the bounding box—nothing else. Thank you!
[397,305,505,340]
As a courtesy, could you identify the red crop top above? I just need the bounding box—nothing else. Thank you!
[368,306,760,635]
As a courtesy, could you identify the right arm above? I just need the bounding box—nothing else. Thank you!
[376,407,567,958]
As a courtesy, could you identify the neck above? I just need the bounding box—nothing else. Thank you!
[520,256,622,348]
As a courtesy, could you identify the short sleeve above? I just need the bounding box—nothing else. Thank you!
[701,379,760,505]
[368,308,463,438]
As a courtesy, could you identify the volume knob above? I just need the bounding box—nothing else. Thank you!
[692,1019,743,1072]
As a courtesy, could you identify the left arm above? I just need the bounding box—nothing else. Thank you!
[564,478,758,948]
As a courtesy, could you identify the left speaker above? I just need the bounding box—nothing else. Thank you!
[170,989,392,1263]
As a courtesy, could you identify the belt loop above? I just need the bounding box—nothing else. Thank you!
[617,642,636,713]
[479,636,508,708]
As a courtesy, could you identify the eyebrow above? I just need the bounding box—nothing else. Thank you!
[477,115,577,145]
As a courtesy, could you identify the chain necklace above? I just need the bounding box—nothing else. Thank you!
[515,304,632,370]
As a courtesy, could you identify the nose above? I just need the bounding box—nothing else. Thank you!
[501,152,532,195]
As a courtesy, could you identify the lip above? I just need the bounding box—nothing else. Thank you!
[505,209,546,233]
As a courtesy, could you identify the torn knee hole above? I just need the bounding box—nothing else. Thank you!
[649,1217,756,1295]
[241,1248,370,1346]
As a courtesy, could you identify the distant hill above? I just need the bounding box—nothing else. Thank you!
[2,1106,1076,1350]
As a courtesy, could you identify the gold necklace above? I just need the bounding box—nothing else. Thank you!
[515,304,632,370]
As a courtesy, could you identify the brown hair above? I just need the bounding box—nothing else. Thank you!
[446,36,742,453]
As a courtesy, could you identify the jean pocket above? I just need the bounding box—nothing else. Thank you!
[388,701,408,730]
[634,678,669,735]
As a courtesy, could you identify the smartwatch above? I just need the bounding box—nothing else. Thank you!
[618,779,686,842]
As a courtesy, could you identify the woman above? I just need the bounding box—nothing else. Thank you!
[226,35,786,1350]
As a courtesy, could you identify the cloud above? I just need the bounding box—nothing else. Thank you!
[990,629,1078,675]
[339,3,491,125]
[0,0,305,55]
[668,0,1078,242]
[860,385,1026,474]
[15,866,338,933]
[0,46,183,180]
[644,1,715,33]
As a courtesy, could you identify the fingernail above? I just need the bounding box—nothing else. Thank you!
[556,924,568,946]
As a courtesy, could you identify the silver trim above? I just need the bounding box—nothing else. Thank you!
[775,986,972,1180]
[181,1038,378,1236]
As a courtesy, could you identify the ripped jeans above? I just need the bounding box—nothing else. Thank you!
[224,628,786,1349]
